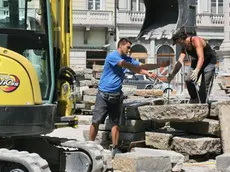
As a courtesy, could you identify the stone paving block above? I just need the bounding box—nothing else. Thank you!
[218,104,230,153]
[77,115,92,125]
[80,80,92,87]
[113,152,172,172]
[83,95,96,104]
[109,132,145,142]
[84,73,93,80]
[145,128,187,150]
[172,136,221,156]
[83,88,98,96]
[122,87,137,97]
[216,153,230,172]
[170,118,220,137]
[131,147,184,172]
[209,101,230,117]
[124,98,164,119]
[99,118,152,132]
[145,132,173,150]
[134,89,163,97]
[138,104,209,122]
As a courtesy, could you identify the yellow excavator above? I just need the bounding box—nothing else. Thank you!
[0,0,195,171]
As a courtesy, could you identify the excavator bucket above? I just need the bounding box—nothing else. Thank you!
[137,0,196,39]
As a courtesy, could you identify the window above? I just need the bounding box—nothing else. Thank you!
[218,0,223,14]
[119,0,128,10]
[88,0,101,10]
[3,0,8,7]
[130,0,145,11]
[211,0,223,14]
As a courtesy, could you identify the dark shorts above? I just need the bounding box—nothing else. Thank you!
[92,90,123,126]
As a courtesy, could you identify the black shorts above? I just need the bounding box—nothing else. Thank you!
[92,90,123,126]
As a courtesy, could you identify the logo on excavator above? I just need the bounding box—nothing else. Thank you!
[0,74,20,93]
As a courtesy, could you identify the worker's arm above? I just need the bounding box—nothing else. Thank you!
[172,52,186,75]
[193,37,205,71]
[190,37,205,81]
[117,60,153,77]
[167,52,185,82]
[138,61,170,70]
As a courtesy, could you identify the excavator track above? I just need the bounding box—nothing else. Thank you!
[45,136,112,172]
[0,136,112,172]
[0,148,51,172]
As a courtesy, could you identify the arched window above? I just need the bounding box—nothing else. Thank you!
[156,45,175,81]
[130,44,148,63]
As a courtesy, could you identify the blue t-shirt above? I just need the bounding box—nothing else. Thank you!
[99,51,140,92]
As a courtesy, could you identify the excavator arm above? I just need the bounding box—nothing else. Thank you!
[137,0,197,39]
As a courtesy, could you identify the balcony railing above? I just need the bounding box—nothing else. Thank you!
[73,10,113,27]
[117,11,224,28]
[117,11,145,25]
[196,13,224,27]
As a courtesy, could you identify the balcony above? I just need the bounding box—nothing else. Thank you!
[117,11,145,26]
[117,11,224,28]
[196,13,224,27]
[73,10,113,28]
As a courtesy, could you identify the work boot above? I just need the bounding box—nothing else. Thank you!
[109,145,121,159]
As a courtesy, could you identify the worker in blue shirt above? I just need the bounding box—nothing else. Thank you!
[89,38,169,157]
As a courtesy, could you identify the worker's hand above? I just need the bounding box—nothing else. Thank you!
[167,73,175,83]
[148,73,158,79]
[190,68,200,82]
[159,61,170,67]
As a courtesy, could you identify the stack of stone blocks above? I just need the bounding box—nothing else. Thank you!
[73,64,230,172]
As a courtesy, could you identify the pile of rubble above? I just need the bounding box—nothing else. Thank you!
[73,65,230,172]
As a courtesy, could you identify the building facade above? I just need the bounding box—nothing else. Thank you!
[0,0,225,79]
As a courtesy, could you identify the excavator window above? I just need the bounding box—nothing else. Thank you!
[0,0,52,101]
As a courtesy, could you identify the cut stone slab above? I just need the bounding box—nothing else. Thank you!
[113,152,172,172]
[83,88,98,96]
[109,132,145,143]
[218,104,230,153]
[131,148,184,172]
[124,98,165,119]
[83,95,96,104]
[77,115,92,125]
[170,118,220,137]
[209,100,230,117]
[45,125,89,141]
[122,86,137,97]
[134,89,163,97]
[99,119,152,132]
[145,129,187,150]
[80,80,92,87]
[172,135,221,156]
[138,104,209,122]
[182,161,217,172]
[145,132,173,150]
[84,73,93,80]
[216,154,230,172]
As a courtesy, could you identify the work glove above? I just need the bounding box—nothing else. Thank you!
[167,73,175,83]
[190,68,200,82]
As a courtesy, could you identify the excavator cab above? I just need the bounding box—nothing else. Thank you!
[0,0,78,137]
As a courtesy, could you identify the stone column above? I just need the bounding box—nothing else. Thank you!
[148,39,156,63]
[217,0,230,75]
